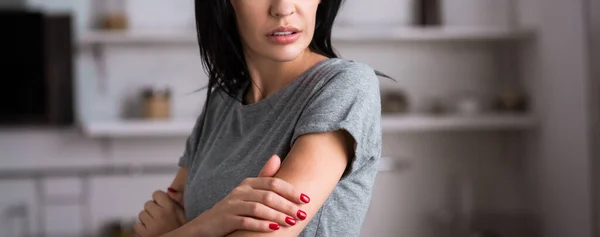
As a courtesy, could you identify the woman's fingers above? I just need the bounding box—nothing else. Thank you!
[234,177,309,226]
[241,189,304,224]
[242,202,297,227]
[143,200,159,218]
[167,188,185,207]
[229,215,282,232]
[242,177,310,205]
[138,210,153,225]
[152,190,175,209]
[133,222,147,236]
[257,155,281,177]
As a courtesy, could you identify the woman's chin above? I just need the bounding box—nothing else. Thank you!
[264,46,307,62]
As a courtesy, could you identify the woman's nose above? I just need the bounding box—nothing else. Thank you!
[270,0,295,17]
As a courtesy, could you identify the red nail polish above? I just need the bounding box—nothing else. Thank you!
[297,210,307,220]
[269,223,280,230]
[285,216,296,226]
[168,188,177,193]
[300,194,310,203]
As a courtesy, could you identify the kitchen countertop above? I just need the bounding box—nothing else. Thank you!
[0,156,406,180]
[0,161,179,180]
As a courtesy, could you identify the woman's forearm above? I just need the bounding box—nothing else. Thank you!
[159,211,209,237]
[159,222,201,237]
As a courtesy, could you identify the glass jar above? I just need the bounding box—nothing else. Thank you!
[142,85,171,120]
[101,0,128,29]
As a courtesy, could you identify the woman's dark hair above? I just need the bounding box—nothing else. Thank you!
[194,0,346,102]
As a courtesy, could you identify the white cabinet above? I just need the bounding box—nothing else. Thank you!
[0,181,38,237]
[88,175,175,233]
[40,178,87,236]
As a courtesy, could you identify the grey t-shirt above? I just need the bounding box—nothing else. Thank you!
[179,58,382,237]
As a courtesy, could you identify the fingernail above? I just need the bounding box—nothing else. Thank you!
[300,193,310,203]
[168,188,177,193]
[285,216,296,226]
[269,223,280,230]
[297,210,307,220]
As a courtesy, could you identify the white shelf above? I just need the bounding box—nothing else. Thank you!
[82,114,537,138]
[82,119,196,138]
[331,26,536,42]
[381,114,538,132]
[78,27,536,45]
[78,30,198,45]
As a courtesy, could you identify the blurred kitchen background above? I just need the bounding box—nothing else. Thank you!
[0,0,598,236]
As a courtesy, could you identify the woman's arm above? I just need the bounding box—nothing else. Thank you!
[166,166,189,206]
[135,166,190,237]
[225,129,355,237]
[153,130,352,237]
[157,154,313,237]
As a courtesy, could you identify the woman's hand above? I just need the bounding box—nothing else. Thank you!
[134,190,187,237]
[191,155,311,237]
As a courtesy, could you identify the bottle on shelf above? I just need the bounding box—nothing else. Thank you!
[418,0,442,26]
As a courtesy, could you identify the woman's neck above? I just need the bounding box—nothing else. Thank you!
[244,50,327,104]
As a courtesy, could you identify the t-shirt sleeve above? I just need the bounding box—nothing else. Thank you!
[178,130,196,167]
[178,107,207,168]
[291,63,382,176]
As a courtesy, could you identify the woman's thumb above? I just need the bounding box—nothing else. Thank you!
[258,155,281,177]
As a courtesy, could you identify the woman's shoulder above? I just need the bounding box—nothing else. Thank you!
[320,58,379,82]
[310,58,381,98]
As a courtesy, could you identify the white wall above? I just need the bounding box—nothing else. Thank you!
[586,0,600,235]
[521,0,595,236]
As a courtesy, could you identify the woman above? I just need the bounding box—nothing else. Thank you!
[134,0,382,236]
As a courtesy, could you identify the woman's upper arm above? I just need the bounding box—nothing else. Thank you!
[170,166,189,192]
[226,129,354,237]
[167,166,189,206]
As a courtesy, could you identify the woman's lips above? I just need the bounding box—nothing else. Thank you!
[266,25,301,45]
[267,32,301,45]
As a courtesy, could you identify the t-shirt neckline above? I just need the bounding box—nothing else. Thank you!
[236,57,338,112]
